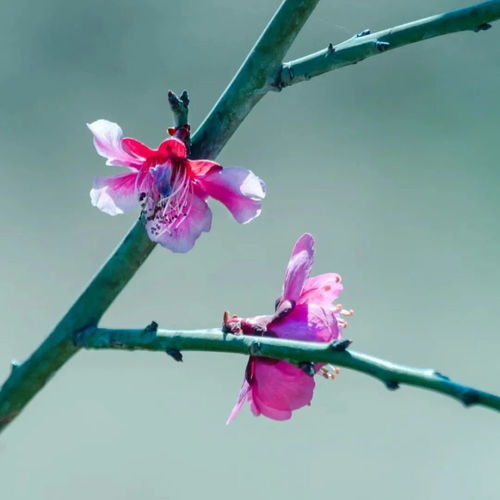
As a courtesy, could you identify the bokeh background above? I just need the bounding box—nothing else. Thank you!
[1,0,500,498]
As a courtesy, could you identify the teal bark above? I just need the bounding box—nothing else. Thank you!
[79,328,500,413]
[1,0,500,434]
[0,0,320,434]
[279,0,500,88]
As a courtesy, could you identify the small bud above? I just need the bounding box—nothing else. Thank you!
[376,41,390,52]
[166,348,183,362]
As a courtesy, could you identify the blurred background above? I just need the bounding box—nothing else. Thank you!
[1,0,499,498]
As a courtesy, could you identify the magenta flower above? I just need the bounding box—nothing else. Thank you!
[88,120,265,253]
[225,233,352,423]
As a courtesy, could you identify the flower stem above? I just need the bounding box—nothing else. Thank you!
[76,327,500,413]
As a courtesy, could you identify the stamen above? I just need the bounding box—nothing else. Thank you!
[320,364,341,380]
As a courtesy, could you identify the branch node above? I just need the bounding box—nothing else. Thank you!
[249,341,263,356]
[72,326,97,346]
[166,348,183,362]
[376,41,391,52]
[474,22,492,32]
[433,370,450,380]
[298,361,316,377]
[144,321,158,335]
[462,390,480,407]
[385,380,400,391]
[355,29,371,38]
[330,339,352,352]
[10,360,21,372]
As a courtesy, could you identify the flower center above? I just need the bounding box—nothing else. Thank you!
[139,162,192,238]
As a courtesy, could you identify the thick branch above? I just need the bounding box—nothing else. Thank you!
[190,0,320,159]
[0,0,320,434]
[76,327,500,413]
[278,0,500,88]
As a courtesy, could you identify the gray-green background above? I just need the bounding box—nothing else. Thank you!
[1,0,499,498]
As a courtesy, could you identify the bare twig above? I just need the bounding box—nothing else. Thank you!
[277,0,500,88]
[76,327,500,413]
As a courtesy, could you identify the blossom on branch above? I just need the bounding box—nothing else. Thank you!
[88,119,265,253]
[225,233,353,423]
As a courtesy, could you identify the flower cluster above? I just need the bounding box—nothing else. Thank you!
[224,233,353,422]
[88,119,265,253]
[87,95,352,423]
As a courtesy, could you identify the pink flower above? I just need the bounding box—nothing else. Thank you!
[88,119,265,253]
[225,233,352,423]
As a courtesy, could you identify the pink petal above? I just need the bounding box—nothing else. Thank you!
[188,159,222,177]
[122,137,156,159]
[158,138,187,160]
[250,359,315,419]
[269,303,340,343]
[226,380,251,425]
[299,273,343,306]
[90,172,139,216]
[281,233,315,303]
[199,167,265,224]
[146,191,212,253]
[87,120,143,169]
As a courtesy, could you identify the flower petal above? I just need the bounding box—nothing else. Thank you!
[158,137,187,160]
[269,303,340,343]
[199,167,265,224]
[122,137,156,159]
[299,273,343,306]
[250,359,315,420]
[90,172,139,216]
[226,379,251,425]
[281,233,315,303]
[188,160,222,177]
[87,120,142,169]
[146,191,212,253]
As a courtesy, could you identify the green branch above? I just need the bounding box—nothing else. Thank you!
[2,0,499,434]
[277,0,500,88]
[76,326,500,413]
[0,0,320,434]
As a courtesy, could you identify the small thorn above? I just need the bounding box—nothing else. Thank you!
[298,362,316,377]
[144,321,158,334]
[166,348,183,362]
[356,29,371,38]
[327,42,335,53]
[462,390,479,407]
[376,41,390,52]
[249,342,262,356]
[10,360,20,372]
[330,339,352,351]
[385,380,400,391]
[474,23,492,32]
[434,371,450,380]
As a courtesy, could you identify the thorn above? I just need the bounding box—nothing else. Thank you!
[10,360,20,372]
[249,342,262,356]
[298,362,316,377]
[166,348,183,362]
[327,42,335,53]
[356,29,371,38]
[330,339,352,351]
[474,23,492,32]
[385,380,400,391]
[144,321,158,334]
[376,41,390,52]
[434,371,450,380]
[462,390,479,407]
